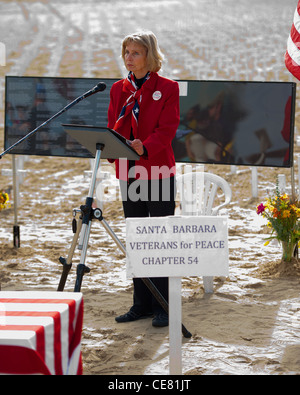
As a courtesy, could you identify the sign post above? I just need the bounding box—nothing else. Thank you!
[169,277,182,375]
[126,215,229,375]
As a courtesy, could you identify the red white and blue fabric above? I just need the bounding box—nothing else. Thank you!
[285,0,300,80]
[0,291,83,375]
[114,71,151,138]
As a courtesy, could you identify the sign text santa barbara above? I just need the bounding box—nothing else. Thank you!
[126,216,229,278]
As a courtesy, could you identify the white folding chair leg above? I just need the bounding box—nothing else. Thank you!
[203,276,214,293]
[176,171,232,295]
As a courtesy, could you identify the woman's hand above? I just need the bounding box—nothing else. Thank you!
[130,139,144,155]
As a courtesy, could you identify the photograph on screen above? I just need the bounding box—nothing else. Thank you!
[174,80,296,167]
[5,76,115,158]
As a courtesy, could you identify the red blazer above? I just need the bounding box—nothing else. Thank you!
[107,72,180,180]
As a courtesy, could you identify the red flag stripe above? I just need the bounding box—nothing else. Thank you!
[4,311,63,375]
[285,1,300,80]
[0,298,77,352]
[0,303,71,374]
[0,325,45,361]
[0,345,51,375]
[290,24,300,50]
[0,293,83,375]
[68,298,84,363]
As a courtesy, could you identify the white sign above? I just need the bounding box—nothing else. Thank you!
[126,215,229,278]
[178,81,188,96]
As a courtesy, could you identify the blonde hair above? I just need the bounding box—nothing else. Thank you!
[121,31,164,73]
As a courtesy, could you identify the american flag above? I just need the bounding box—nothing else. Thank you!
[285,1,300,80]
[0,291,83,375]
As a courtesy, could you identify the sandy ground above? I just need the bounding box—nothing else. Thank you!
[1,0,300,375]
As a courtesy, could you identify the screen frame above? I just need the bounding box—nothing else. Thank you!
[175,78,296,168]
[4,75,297,168]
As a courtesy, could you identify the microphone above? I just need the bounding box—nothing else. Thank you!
[81,82,106,99]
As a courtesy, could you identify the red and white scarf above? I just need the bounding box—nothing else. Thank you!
[114,71,151,137]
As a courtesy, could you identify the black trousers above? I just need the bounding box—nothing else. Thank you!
[120,177,176,315]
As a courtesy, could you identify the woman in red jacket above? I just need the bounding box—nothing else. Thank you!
[107,31,180,327]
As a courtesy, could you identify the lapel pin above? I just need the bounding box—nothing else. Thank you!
[152,91,162,101]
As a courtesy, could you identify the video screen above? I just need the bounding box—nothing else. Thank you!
[175,80,296,167]
[4,76,296,167]
[5,76,115,158]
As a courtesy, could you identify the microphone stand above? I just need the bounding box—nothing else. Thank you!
[0,82,106,159]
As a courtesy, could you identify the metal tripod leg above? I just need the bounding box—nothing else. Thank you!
[57,143,103,292]
[74,219,92,292]
[73,144,103,292]
[57,216,82,291]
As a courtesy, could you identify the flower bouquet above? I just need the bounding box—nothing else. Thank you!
[0,190,10,211]
[256,187,300,262]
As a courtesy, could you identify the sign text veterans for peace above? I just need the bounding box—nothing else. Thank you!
[126,216,229,278]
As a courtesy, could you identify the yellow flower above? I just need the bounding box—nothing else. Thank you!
[282,210,291,218]
[264,202,272,211]
[264,240,270,246]
[0,191,10,211]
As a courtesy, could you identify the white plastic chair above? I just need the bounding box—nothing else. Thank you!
[176,171,232,293]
